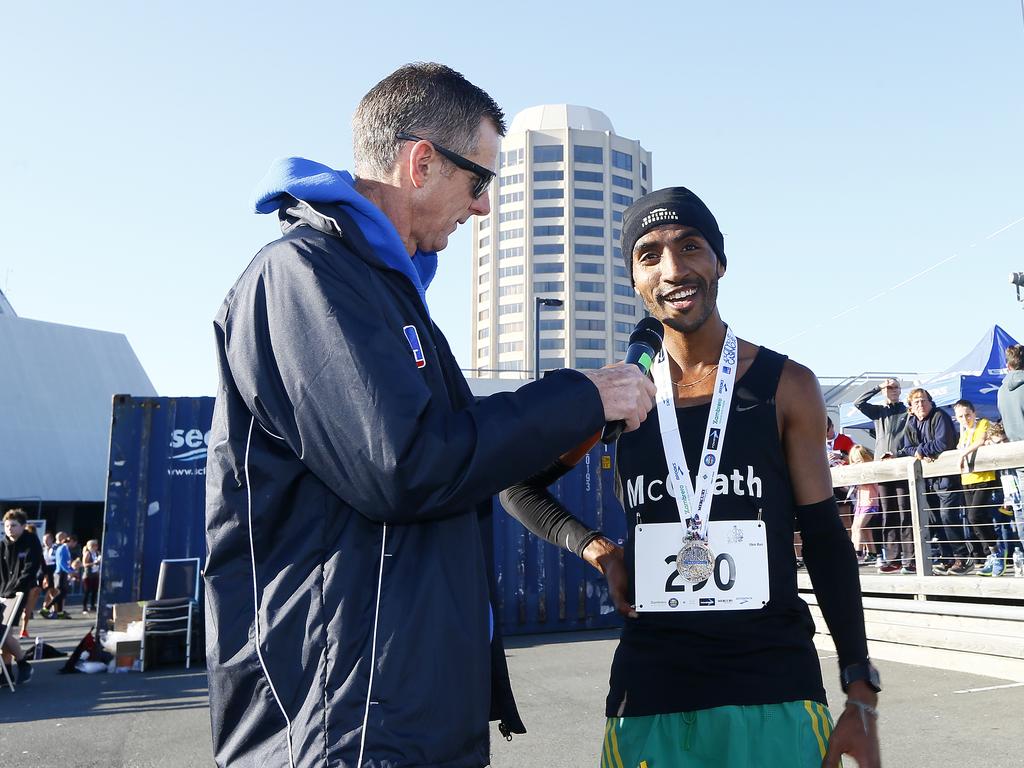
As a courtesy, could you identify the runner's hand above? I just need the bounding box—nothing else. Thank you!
[822,699,881,768]
[582,538,637,618]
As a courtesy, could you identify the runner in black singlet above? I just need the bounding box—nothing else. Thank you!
[501,187,881,768]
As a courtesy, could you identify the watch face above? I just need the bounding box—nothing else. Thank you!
[843,662,882,693]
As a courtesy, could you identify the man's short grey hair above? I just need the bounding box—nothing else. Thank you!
[352,62,506,179]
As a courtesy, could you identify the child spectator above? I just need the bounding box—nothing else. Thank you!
[955,400,1001,575]
[982,421,1022,576]
[848,445,880,565]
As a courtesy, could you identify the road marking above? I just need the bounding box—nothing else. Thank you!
[953,682,1024,694]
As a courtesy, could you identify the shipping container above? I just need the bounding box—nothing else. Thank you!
[96,395,214,633]
[95,395,625,638]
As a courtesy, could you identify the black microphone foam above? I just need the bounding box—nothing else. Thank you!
[601,317,665,444]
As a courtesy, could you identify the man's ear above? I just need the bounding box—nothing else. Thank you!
[407,140,436,190]
[717,261,726,279]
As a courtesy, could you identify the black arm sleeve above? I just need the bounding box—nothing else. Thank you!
[795,496,869,671]
[499,461,603,558]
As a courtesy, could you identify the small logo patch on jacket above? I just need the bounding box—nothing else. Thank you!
[403,325,426,369]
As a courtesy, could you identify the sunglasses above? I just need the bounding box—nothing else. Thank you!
[396,131,494,199]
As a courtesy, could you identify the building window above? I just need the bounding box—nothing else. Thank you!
[534,170,564,182]
[577,337,606,350]
[499,246,525,260]
[612,150,633,172]
[641,186,648,195]
[478,273,489,285]
[615,322,633,334]
[574,206,603,219]
[478,346,489,358]
[574,170,603,183]
[480,218,490,230]
[575,280,604,293]
[499,265,524,277]
[498,303,524,316]
[478,236,490,248]
[478,309,489,321]
[613,228,621,241]
[534,188,564,200]
[534,244,564,255]
[577,299,606,312]
[533,145,564,163]
[614,284,634,297]
[612,192,633,206]
[615,340,628,353]
[500,148,524,168]
[534,262,564,274]
[539,338,564,350]
[612,210,623,222]
[499,191,524,204]
[499,210,524,222]
[641,162,648,181]
[576,318,606,331]
[614,301,636,316]
[479,254,490,266]
[575,357,604,369]
[499,228,524,241]
[534,225,564,237]
[497,361,524,371]
[574,145,603,164]
[539,319,564,331]
[576,244,604,256]
[478,290,489,303]
[613,264,628,279]
[478,328,489,339]
[539,357,565,369]
[499,321,525,334]
[575,188,603,201]
[613,246,623,259]
[534,206,564,219]
[575,262,604,275]
[612,175,634,190]
[500,173,524,186]
[535,280,565,292]
[498,341,524,353]
[575,225,604,238]
[499,284,524,297]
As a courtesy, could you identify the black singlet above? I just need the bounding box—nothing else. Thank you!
[609,347,826,717]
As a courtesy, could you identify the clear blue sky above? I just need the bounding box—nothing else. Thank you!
[3,2,1023,396]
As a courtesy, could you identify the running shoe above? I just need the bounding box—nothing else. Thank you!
[878,562,901,574]
[949,559,975,576]
[978,553,997,577]
[932,561,950,575]
[992,558,1006,577]
[18,630,29,639]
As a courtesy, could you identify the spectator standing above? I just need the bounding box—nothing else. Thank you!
[981,421,1021,576]
[899,388,973,574]
[17,524,42,639]
[0,509,40,683]
[43,532,73,619]
[955,400,1001,575]
[854,379,912,573]
[848,446,880,564]
[997,343,1024,546]
[81,539,101,614]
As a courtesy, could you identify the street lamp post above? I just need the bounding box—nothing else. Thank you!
[534,297,564,380]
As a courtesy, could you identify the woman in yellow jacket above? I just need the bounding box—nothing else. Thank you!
[955,399,1003,576]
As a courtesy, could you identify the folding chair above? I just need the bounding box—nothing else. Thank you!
[0,591,26,692]
[140,558,201,671]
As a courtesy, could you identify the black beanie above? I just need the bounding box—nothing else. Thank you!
[621,187,726,283]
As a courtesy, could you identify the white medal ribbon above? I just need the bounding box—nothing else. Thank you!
[651,326,739,543]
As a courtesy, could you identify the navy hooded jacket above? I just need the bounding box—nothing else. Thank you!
[204,164,605,768]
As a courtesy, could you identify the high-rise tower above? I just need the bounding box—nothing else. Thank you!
[471,105,652,379]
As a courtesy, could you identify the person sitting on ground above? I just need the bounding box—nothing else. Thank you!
[0,509,41,683]
[847,446,880,566]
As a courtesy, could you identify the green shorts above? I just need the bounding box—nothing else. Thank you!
[600,700,836,768]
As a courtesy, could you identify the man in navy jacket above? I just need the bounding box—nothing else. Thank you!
[204,63,655,768]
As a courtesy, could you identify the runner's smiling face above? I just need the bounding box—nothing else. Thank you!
[632,224,725,334]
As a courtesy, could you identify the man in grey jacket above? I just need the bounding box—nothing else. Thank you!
[204,63,656,768]
[854,379,912,572]
[997,344,1024,545]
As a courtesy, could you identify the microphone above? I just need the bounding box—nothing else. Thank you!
[601,317,665,444]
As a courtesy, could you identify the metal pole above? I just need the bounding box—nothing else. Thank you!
[534,297,541,381]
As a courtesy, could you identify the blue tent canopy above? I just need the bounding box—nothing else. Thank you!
[841,325,1019,430]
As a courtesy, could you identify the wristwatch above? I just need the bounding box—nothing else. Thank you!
[841,660,881,693]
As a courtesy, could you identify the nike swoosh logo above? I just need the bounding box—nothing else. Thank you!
[736,403,759,412]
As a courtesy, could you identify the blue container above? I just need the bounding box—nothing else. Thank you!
[493,442,626,636]
[96,396,214,631]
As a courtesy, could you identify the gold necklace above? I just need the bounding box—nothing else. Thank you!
[673,365,718,389]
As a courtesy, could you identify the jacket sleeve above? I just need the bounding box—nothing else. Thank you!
[16,537,43,594]
[854,386,882,419]
[897,418,919,457]
[223,245,606,525]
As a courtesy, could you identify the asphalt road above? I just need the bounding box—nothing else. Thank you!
[2,617,1022,767]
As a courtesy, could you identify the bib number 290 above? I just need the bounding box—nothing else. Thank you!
[663,552,737,592]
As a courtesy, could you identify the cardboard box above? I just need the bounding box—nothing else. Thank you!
[114,639,142,670]
[111,601,146,631]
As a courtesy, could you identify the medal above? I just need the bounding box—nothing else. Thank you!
[677,539,715,583]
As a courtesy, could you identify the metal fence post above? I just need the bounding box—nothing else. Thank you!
[907,459,931,582]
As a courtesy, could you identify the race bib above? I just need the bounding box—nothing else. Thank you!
[633,520,770,612]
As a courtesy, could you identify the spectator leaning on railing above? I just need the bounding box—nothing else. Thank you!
[854,379,912,573]
[997,344,1024,547]
[898,388,975,575]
